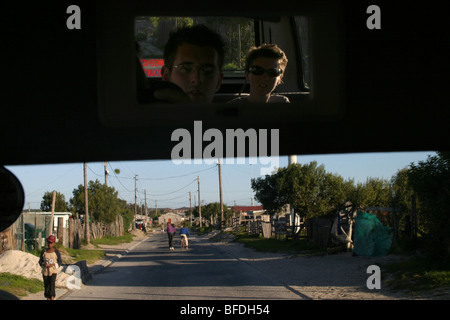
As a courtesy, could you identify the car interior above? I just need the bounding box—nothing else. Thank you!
[1,0,449,231]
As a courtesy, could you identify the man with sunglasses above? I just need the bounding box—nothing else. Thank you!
[153,24,225,104]
[229,44,289,103]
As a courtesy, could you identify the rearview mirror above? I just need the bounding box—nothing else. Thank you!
[0,167,25,232]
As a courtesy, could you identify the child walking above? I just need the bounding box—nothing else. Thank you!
[167,222,176,251]
[39,235,62,300]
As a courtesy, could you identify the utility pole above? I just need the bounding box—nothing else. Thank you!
[50,191,56,236]
[104,161,108,186]
[84,162,90,244]
[189,191,192,226]
[145,189,148,216]
[134,175,138,229]
[288,155,298,238]
[218,160,224,232]
[198,176,202,228]
[251,164,254,206]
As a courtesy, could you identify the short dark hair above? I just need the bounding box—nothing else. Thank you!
[163,24,225,70]
[245,44,288,73]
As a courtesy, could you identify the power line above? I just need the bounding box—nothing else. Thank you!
[140,178,197,197]
[108,163,134,192]
[139,166,216,180]
[105,164,216,181]
[152,192,191,202]
[86,164,103,177]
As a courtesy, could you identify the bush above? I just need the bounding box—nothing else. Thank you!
[223,62,238,70]
[408,152,450,256]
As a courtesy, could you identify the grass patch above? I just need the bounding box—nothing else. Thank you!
[0,273,43,297]
[27,233,135,264]
[63,247,106,264]
[27,244,105,264]
[89,233,134,246]
[195,226,215,235]
[233,233,324,255]
[384,255,450,293]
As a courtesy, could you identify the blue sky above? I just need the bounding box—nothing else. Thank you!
[6,151,435,211]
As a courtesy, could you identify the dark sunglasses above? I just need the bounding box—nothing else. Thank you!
[248,65,282,77]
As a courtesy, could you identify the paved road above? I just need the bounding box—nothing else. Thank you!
[61,233,298,300]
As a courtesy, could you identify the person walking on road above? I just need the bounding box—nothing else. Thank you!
[180,225,191,249]
[167,222,176,251]
[39,235,62,300]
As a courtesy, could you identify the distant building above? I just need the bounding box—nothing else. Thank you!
[158,212,185,227]
[23,211,72,233]
[233,206,265,219]
[233,206,264,213]
[162,207,189,215]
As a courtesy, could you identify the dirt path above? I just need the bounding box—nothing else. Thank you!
[206,232,449,300]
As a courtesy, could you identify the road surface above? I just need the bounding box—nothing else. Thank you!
[62,232,299,300]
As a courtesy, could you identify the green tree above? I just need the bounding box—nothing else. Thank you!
[40,191,68,212]
[283,162,349,218]
[151,17,194,48]
[390,167,417,235]
[251,168,288,215]
[118,199,134,231]
[69,179,123,224]
[201,202,235,226]
[205,17,255,69]
[252,162,350,219]
[347,177,391,209]
[202,202,220,222]
[408,152,450,255]
[391,168,414,213]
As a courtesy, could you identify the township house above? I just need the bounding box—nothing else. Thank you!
[233,206,265,219]
[23,211,73,235]
[157,206,269,228]
[158,212,185,227]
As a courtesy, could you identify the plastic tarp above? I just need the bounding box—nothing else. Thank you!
[353,211,393,257]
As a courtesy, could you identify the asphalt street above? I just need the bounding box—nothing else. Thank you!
[61,232,298,300]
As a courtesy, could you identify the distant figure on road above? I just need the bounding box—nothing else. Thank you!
[167,222,176,251]
[180,225,191,249]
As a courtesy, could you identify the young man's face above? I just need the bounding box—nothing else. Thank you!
[246,57,283,100]
[162,44,223,104]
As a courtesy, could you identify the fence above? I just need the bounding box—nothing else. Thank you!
[231,214,304,240]
[67,215,125,249]
[306,218,332,248]
[0,214,24,254]
[231,213,338,249]
[0,213,125,253]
